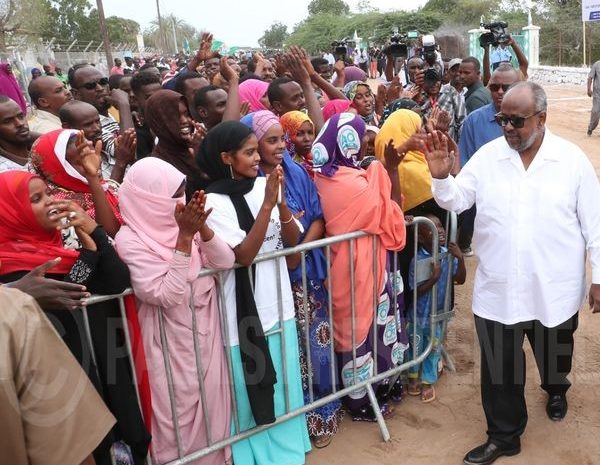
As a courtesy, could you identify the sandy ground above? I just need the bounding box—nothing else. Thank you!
[306,84,600,465]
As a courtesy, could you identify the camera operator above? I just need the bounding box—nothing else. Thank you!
[482,33,528,85]
[421,34,444,78]
[420,68,465,142]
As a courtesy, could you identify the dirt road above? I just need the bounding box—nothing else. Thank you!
[306,84,600,465]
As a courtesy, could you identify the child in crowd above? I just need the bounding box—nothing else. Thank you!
[407,213,466,402]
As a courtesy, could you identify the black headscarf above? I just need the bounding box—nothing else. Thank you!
[198,121,277,425]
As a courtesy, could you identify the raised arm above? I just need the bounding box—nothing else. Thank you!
[287,49,325,132]
[482,45,491,86]
[219,57,242,123]
[75,133,121,237]
[508,35,528,80]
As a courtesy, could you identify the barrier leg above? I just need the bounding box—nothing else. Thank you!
[366,383,390,442]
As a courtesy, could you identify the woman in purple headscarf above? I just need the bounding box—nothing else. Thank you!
[0,64,27,113]
[313,113,408,422]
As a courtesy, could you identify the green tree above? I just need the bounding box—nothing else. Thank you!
[356,0,378,13]
[259,22,289,49]
[0,0,52,50]
[286,13,345,53]
[422,0,499,27]
[40,0,92,42]
[308,0,350,16]
[144,14,198,53]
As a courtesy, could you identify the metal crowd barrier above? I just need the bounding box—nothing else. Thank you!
[81,212,458,465]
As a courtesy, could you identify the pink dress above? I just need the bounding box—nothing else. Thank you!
[117,230,235,465]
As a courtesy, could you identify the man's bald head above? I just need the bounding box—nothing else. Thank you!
[28,76,72,115]
[60,100,103,142]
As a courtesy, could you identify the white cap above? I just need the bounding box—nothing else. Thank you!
[448,58,462,69]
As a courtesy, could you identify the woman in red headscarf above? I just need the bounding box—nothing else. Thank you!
[0,169,150,465]
[31,128,122,242]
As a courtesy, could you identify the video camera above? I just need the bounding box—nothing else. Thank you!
[385,32,408,58]
[479,21,509,47]
[422,34,438,67]
[332,38,350,61]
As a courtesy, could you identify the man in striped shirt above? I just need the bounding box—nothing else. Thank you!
[69,64,135,182]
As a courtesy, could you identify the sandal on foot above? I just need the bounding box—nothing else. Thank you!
[407,379,421,396]
[313,434,333,448]
[421,384,436,403]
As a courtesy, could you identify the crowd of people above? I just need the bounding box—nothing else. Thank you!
[1,27,600,465]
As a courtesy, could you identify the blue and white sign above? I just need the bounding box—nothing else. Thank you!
[582,0,600,21]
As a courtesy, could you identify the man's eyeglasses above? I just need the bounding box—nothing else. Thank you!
[488,83,512,93]
[79,77,109,90]
[494,111,541,129]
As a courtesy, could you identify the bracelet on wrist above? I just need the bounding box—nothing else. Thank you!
[174,249,191,257]
[280,214,294,224]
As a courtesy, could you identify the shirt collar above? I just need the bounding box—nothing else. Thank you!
[496,129,559,163]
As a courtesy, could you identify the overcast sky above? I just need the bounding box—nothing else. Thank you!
[101,0,428,47]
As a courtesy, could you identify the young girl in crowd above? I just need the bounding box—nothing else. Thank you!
[312,113,408,421]
[0,170,150,465]
[243,110,342,448]
[115,157,234,465]
[407,213,466,402]
[31,129,122,241]
[343,81,379,126]
[280,110,316,177]
[197,121,311,465]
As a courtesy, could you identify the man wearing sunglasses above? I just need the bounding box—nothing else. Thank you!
[426,81,600,465]
[456,63,520,257]
[69,64,135,181]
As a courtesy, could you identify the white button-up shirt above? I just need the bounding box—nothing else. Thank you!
[432,130,600,327]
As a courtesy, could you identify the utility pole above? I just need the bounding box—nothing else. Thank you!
[155,0,166,53]
[95,0,113,68]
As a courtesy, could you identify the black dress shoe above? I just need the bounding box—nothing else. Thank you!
[463,441,521,465]
[547,394,568,421]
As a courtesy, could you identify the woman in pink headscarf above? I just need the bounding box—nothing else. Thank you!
[115,157,235,465]
[0,64,26,113]
[238,78,270,112]
[322,99,353,122]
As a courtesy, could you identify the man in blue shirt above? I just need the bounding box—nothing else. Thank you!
[491,44,513,70]
[456,64,520,255]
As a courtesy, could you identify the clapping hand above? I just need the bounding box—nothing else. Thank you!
[114,128,137,168]
[196,32,217,62]
[383,139,407,170]
[174,190,213,239]
[74,131,102,179]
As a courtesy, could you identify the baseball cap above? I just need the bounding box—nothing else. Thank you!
[448,58,462,69]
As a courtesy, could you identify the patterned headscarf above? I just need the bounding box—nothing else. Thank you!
[312,112,366,178]
[381,98,420,126]
[280,111,315,175]
[343,81,377,126]
[240,110,280,141]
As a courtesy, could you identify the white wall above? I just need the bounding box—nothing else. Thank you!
[528,65,591,86]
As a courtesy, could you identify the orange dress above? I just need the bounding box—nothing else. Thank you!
[315,162,406,352]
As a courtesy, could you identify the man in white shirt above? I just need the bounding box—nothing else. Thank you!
[27,76,73,134]
[424,81,600,465]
